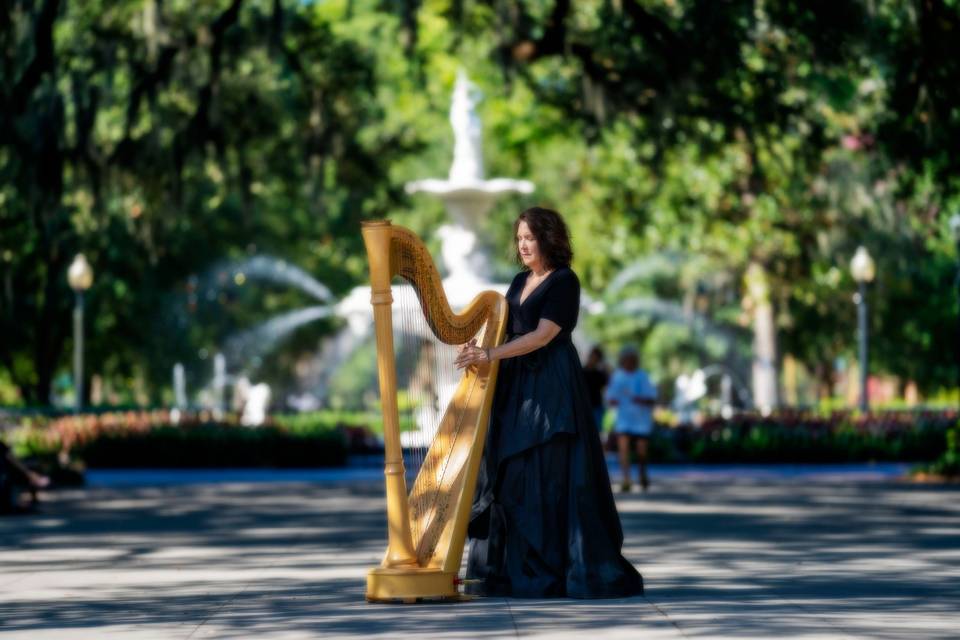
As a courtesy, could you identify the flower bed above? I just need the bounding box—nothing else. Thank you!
[5,407,955,469]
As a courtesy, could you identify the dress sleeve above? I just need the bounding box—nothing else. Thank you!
[539,270,580,330]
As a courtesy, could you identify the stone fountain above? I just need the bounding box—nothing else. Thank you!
[314,71,535,442]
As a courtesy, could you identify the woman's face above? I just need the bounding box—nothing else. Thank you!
[516,220,542,270]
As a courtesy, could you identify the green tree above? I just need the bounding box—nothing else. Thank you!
[0,0,412,404]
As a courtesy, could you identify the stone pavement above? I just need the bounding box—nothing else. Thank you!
[1,465,958,639]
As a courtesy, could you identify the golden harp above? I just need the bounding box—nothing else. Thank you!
[361,220,507,603]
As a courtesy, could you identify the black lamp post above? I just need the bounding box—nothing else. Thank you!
[67,254,93,411]
[850,246,875,413]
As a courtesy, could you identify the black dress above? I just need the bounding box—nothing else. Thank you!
[466,267,644,598]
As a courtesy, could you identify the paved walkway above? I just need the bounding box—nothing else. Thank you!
[1,467,958,639]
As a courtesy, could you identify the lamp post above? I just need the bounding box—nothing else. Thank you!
[950,214,960,408]
[850,246,875,413]
[67,254,93,411]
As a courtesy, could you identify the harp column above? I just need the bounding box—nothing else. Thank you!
[362,221,418,567]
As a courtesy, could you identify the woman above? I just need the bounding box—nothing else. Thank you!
[454,206,643,599]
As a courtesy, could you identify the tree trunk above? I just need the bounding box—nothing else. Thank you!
[745,263,779,413]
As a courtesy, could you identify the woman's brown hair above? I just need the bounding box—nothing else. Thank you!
[513,206,573,270]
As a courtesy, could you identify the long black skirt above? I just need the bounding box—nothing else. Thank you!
[465,337,643,599]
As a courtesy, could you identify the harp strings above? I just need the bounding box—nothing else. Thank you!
[393,277,423,546]
[391,242,491,559]
[392,247,450,549]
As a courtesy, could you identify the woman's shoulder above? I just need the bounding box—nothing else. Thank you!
[548,266,579,291]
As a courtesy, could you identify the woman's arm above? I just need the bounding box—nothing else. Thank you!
[454,318,561,369]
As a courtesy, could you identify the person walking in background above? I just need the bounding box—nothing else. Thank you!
[606,346,657,492]
[582,345,610,432]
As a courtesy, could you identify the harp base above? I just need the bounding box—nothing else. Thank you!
[365,566,461,603]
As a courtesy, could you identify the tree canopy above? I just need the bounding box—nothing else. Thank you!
[2,0,958,407]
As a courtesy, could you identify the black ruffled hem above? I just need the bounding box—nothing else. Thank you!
[466,340,644,599]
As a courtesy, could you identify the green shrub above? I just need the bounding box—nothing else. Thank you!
[656,410,953,464]
[273,410,413,435]
[923,423,960,477]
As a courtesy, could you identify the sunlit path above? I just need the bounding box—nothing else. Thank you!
[1,469,958,639]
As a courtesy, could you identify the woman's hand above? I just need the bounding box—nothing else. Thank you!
[453,317,559,370]
[454,339,490,370]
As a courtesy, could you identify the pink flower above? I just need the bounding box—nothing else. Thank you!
[842,135,862,151]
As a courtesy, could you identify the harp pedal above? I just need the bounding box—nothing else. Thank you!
[453,577,480,602]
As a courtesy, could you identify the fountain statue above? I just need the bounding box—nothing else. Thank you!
[406,70,534,287]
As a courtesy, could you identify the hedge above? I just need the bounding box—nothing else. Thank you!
[650,410,955,463]
[6,410,349,468]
